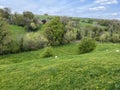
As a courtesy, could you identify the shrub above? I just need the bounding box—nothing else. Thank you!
[23,32,48,51]
[30,22,37,30]
[111,34,120,43]
[91,26,103,37]
[64,30,77,43]
[42,47,54,58]
[99,32,110,42]
[0,17,12,55]
[78,38,96,54]
[9,40,20,53]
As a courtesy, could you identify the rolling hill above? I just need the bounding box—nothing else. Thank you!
[0,43,120,90]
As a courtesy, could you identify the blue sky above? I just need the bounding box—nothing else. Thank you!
[0,0,120,19]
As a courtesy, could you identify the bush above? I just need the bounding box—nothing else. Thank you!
[64,30,77,43]
[99,32,110,42]
[30,22,37,30]
[78,38,96,54]
[42,47,54,58]
[9,40,20,53]
[111,34,120,43]
[0,17,12,55]
[23,32,48,51]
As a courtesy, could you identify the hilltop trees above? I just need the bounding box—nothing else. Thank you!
[108,20,120,43]
[11,11,41,32]
[23,11,34,21]
[23,11,42,32]
[12,13,25,26]
[0,7,120,55]
[0,8,11,19]
[0,7,12,23]
[60,16,70,26]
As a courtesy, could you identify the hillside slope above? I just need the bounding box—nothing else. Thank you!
[9,25,26,40]
[0,43,120,90]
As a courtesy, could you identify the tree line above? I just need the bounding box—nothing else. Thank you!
[0,7,120,55]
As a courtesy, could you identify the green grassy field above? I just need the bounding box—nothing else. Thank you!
[9,25,26,40]
[0,43,120,90]
[79,22,107,29]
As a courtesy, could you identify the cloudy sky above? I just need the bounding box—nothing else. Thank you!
[0,0,120,19]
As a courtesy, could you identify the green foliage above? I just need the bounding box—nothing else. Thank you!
[0,8,11,20]
[12,11,41,32]
[108,20,120,36]
[111,34,120,43]
[98,19,111,26]
[23,11,34,20]
[0,18,12,54]
[44,17,65,45]
[8,40,20,53]
[30,22,37,31]
[82,26,92,38]
[100,32,110,42]
[25,22,37,32]
[63,20,78,43]
[78,38,96,54]
[42,47,54,58]
[0,18,26,55]
[64,30,77,43]
[91,26,104,37]
[1,10,120,56]
[60,16,70,26]
[76,30,82,40]
[12,13,25,26]
[23,32,48,51]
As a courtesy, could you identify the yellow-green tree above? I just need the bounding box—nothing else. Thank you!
[44,17,65,45]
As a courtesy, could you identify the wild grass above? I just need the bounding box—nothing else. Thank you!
[9,25,26,40]
[0,43,120,90]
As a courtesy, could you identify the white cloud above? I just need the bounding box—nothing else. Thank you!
[111,13,119,16]
[89,6,106,11]
[94,0,118,5]
[0,0,119,20]
[0,5,4,8]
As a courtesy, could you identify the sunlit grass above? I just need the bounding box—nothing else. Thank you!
[9,25,26,40]
[0,43,120,90]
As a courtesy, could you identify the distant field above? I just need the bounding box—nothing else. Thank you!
[0,43,120,90]
[79,21,107,29]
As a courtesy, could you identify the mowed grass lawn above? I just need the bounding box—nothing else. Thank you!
[0,43,120,90]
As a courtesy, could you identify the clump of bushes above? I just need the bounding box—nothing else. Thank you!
[23,32,48,51]
[42,47,54,58]
[78,37,96,54]
[64,30,77,43]
[111,34,120,43]
[0,18,13,55]
[99,32,110,42]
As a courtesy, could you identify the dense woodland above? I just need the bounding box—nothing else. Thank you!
[0,7,120,55]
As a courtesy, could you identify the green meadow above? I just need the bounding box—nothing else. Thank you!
[0,43,120,90]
